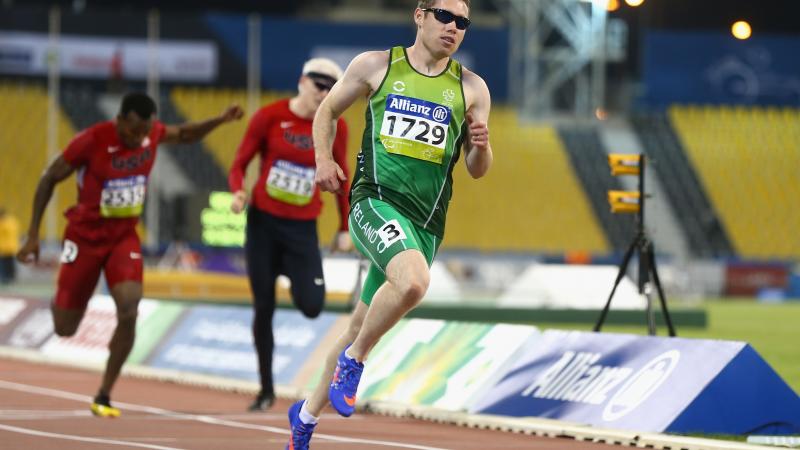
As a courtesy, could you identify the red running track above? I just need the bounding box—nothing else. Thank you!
[0,358,619,450]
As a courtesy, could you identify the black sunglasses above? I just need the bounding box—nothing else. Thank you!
[312,80,333,92]
[421,8,471,30]
[306,74,335,92]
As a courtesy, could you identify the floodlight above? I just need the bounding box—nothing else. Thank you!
[732,21,752,40]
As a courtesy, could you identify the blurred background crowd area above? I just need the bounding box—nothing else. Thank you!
[0,0,798,304]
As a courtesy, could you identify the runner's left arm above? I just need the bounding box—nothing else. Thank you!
[463,70,493,179]
[163,104,244,145]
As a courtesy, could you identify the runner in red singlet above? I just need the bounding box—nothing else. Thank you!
[16,92,243,417]
[228,58,352,411]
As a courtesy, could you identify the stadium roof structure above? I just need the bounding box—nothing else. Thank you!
[5,0,799,35]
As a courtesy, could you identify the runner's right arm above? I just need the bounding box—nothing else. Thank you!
[330,118,352,252]
[229,108,268,214]
[313,51,386,194]
[16,155,76,263]
[17,129,94,263]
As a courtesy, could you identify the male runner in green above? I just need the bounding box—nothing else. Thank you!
[286,1,492,448]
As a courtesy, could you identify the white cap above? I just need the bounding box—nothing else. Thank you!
[302,57,343,81]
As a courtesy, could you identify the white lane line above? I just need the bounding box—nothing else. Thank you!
[0,409,89,415]
[0,423,187,450]
[0,380,451,450]
[154,413,362,421]
[0,409,91,420]
[0,410,280,422]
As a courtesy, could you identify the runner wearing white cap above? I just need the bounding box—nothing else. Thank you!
[229,57,352,412]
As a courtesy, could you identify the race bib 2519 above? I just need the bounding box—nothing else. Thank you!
[266,160,315,206]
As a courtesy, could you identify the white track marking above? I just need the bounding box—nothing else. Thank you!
[0,409,91,419]
[149,413,360,421]
[0,380,451,450]
[0,423,186,450]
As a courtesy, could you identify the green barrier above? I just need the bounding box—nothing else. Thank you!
[358,319,539,410]
[159,295,707,328]
[402,305,708,328]
[275,302,707,328]
[129,301,186,364]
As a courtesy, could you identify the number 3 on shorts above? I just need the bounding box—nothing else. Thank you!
[377,219,407,253]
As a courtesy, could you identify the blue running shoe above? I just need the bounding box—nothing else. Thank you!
[286,400,316,450]
[328,345,364,417]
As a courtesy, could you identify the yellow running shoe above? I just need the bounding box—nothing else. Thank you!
[91,394,121,418]
[91,402,121,417]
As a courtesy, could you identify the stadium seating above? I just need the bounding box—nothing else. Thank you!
[558,126,633,252]
[446,108,609,253]
[0,81,79,242]
[669,105,800,260]
[11,83,793,259]
[171,87,608,253]
[60,83,107,130]
[158,92,229,191]
[631,113,733,257]
[171,87,267,173]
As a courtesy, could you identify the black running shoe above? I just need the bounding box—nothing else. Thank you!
[248,391,276,411]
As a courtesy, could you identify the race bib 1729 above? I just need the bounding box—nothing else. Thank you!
[379,94,452,164]
[266,159,315,206]
[100,175,146,218]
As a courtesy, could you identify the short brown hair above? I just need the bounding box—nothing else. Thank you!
[418,0,471,9]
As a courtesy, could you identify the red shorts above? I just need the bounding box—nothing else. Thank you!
[54,223,143,310]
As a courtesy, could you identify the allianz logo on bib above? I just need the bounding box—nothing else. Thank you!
[520,350,680,421]
[386,94,451,123]
[104,175,147,188]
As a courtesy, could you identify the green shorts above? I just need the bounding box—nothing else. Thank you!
[348,197,440,305]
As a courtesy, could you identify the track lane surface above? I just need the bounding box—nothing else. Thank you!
[0,358,616,449]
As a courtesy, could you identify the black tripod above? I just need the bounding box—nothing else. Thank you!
[594,154,676,336]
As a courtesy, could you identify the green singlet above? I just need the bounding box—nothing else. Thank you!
[350,46,467,240]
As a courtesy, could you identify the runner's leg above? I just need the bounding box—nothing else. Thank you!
[100,229,143,397]
[246,208,281,404]
[280,218,325,319]
[305,298,369,416]
[348,250,429,360]
[101,280,141,397]
[52,234,103,336]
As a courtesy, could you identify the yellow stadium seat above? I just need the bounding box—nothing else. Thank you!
[171,87,607,253]
[0,82,78,242]
[670,105,800,259]
[445,106,607,252]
